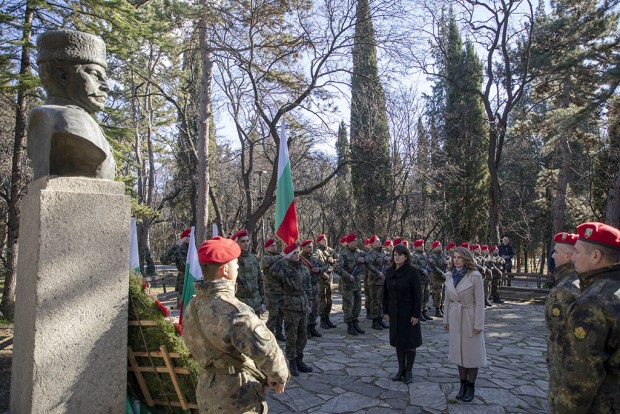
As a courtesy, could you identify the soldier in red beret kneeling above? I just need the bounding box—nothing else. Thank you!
[183,236,289,413]
[551,222,620,414]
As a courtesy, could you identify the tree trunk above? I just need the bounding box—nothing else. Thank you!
[605,160,620,227]
[2,3,34,318]
[487,146,501,243]
[195,5,212,244]
[551,134,571,237]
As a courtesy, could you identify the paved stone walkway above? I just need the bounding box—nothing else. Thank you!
[264,294,549,414]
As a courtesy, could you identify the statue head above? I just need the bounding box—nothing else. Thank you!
[37,30,109,114]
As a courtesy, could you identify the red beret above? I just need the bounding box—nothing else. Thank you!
[480,245,489,251]
[198,236,241,264]
[300,239,313,247]
[460,242,470,248]
[339,236,347,244]
[554,232,577,246]
[369,235,379,244]
[431,241,441,249]
[384,239,393,246]
[446,242,456,250]
[470,244,480,250]
[363,238,371,246]
[180,228,191,239]
[264,238,275,248]
[576,222,620,251]
[402,240,409,246]
[413,239,424,247]
[317,234,326,243]
[346,233,357,243]
[393,237,403,245]
[490,245,499,252]
[284,243,299,254]
[231,229,248,241]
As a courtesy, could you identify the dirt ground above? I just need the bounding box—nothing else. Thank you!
[0,324,12,413]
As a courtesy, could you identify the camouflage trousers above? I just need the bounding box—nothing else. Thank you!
[318,276,332,318]
[368,283,383,318]
[484,275,492,299]
[265,293,284,334]
[364,273,370,310]
[431,273,445,309]
[491,274,501,297]
[421,281,430,311]
[283,309,308,360]
[175,272,184,294]
[308,283,319,327]
[196,370,267,414]
[341,287,361,323]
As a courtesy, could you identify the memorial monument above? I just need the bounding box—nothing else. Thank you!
[11,30,130,413]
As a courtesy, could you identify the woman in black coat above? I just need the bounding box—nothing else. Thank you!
[382,244,423,384]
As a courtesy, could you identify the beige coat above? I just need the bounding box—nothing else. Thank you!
[443,269,488,368]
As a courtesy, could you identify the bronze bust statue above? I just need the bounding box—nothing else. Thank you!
[28,30,116,180]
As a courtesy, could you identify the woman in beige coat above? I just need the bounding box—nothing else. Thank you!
[443,246,487,402]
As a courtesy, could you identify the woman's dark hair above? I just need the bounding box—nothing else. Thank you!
[391,244,413,268]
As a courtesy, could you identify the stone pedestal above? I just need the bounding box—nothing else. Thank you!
[11,177,131,413]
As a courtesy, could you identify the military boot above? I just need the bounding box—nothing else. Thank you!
[353,319,365,334]
[309,325,322,337]
[485,298,493,307]
[320,317,330,330]
[493,295,504,304]
[325,316,337,328]
[275,327,286,342]
[435,307,444,317]
[296,354,313,373]
[379,316,389,328]
[289,359,299,377]
[422,310,433,321]
[371,317,383,330]
[347,322,358,336]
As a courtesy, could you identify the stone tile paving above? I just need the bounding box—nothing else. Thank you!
[265,293,549,413]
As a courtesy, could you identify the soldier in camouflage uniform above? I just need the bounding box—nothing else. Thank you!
[183,236,289,413]
[261,238,285,341]
[427,241,448,317]
[334,233,367,336]
[544,232,580,412]
[300,239,328,338]
[551,222,620,414]
[363,238,373,319]
[365,235,388,330]
[488,246,505,303]
[412,240,432,321]
[273,243,314,377]
[315,234,337,329]
[160,228,190,302]
[232,229,265,315]
[480,245,494,306]
[471,244,492,307]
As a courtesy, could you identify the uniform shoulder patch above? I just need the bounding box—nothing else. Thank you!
[254,325,272,341]
[552,305,561,317]
[574,326,587,340]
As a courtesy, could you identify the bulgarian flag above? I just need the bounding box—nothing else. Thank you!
[179,226,202,326]
[129,218,141,275]
[275,123,299,245]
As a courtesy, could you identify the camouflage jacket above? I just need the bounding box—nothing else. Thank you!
[412,250,429,283]
[182,279,289,411]
[545,262,580,391]
[160,243,188,276]
[272,259,313,312]
[365,247,387,285]
[551,263,620,414]
[235,251,265,310]
[261,252,283,297]
[427,250,448,281]
[487,254,505,276]
[300,251,328,285]
[315,245,336,270]
[334,247,365,291]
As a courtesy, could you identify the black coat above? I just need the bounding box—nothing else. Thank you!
[383,263,423,349]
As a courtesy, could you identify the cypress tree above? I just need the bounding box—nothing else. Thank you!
[350,0,391,233]
[336,120,350,177]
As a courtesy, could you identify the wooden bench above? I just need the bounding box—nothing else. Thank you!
[143,272,177,293]
[499,272,553,302]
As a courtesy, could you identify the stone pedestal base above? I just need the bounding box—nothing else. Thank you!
[11,177,130,413]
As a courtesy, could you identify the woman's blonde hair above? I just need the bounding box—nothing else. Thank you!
[448,246,477,271]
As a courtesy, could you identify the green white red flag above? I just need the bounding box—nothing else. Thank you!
[180,226,202,324]
[275,123,299,245]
